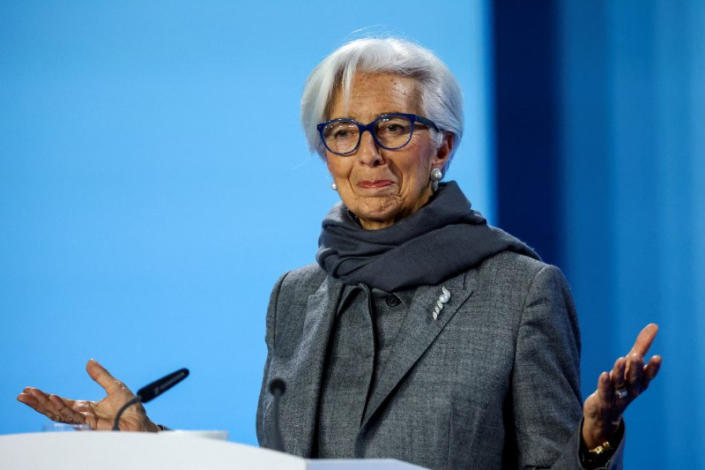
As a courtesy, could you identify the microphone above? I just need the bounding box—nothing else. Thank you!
[137,368,189,403]
[112,368,189,431]
[268,378,286,452]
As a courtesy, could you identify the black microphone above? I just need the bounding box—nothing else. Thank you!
[137,368,189,403]
[268,378,286,452]
[112,368,189,431]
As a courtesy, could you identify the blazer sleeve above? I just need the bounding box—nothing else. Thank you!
[256,271,288,447]
[512,264,624,469]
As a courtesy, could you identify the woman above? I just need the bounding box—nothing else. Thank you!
[18,38,661,469]
[257,38,661,469]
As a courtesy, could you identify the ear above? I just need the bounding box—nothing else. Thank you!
[431,132,455,170]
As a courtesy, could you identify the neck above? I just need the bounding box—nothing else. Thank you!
[359,218,395,231]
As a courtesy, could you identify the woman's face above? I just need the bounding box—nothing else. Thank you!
[325,73,452,230]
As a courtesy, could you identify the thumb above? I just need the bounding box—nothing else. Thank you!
[85,359,126,395]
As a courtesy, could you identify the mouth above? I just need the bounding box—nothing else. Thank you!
[357,179,394,189]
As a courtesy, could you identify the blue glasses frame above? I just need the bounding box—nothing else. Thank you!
[316,112,440,156]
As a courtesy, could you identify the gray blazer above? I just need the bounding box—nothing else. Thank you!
[257,251,623,469]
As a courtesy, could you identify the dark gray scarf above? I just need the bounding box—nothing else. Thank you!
[316,181,539,291]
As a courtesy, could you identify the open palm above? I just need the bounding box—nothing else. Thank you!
[17,359,157,432]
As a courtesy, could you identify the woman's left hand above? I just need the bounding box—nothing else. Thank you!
[582,323,662,449]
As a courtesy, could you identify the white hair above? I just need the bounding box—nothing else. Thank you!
[301,38,464,166]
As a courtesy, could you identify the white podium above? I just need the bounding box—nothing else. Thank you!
[0,432,429,470]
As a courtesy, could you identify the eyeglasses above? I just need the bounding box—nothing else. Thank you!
[317,113,439,156]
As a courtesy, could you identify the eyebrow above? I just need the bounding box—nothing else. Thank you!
[330,111,407,122]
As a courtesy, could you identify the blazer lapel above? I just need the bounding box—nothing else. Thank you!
[360,271,475,428]
[280,275,344,457]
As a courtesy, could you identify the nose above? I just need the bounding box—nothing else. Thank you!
[356,130,385,167]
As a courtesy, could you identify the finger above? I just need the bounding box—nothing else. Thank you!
[21,386,49,402]
[641,355,662,390]
[49,393,77,409]
[17,389,41,410]
[595,371,612,403]
[594,372,623,427]
[86,359,125,395]
[645,355,662,379]
[49,395,86,425]
[22,388,53,413]
[20,388,62,422]
[610,357,627,392]
[628,323,659,357]
[625,353,645,396]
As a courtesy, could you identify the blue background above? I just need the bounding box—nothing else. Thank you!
[0,0,493,447]
[1,1,702,468]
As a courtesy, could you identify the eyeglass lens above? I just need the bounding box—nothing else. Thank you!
[322,116,414,154]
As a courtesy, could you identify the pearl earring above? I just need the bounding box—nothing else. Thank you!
[430,168,443,191]
[331,182,337,191]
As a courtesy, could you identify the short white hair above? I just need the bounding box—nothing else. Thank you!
[301,38,464,166]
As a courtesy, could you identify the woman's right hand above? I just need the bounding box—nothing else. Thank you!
[17,359,158,432]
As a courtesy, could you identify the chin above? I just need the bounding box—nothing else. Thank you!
[355,200,405,228]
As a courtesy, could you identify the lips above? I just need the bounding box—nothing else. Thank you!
[357,180,394,189]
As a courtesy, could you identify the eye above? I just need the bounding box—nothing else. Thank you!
[377,118,411,136]
[325,122,358,140]
[333,128,351,139]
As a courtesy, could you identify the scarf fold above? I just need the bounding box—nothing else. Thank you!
[316,181,539,291]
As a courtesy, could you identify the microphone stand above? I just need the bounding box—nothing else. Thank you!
[111,367,189,431]
[112,396,141,431]
[269,378,286,452]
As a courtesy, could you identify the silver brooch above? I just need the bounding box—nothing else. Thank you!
[432,286,451,320]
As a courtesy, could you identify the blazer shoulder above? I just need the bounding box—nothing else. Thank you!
[279,262,327,292]
[474,251,568,298]
[477,249,540,276]
[268,263,327,320]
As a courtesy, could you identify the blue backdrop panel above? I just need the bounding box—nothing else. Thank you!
[494,1,703,468]
[0,1,494,445]
[492,0,562,265]
[560,1,705,468]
